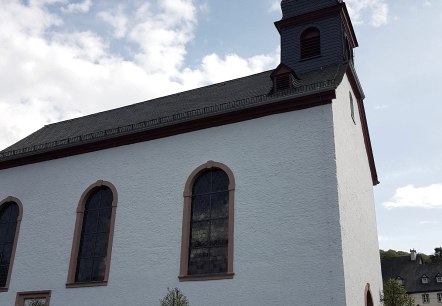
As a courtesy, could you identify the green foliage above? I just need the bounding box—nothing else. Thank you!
[379,248,432,263]
[430,247,442,263]
[160,288,189,306]
[418,252,431,263]
[380,249,410,259]
[380,279,415,306]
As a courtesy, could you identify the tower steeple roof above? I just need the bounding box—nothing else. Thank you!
[280,0,343,19]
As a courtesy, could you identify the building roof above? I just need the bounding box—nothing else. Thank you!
[0,64,345,161]
[382,256,442,293]
[0,62,377,185]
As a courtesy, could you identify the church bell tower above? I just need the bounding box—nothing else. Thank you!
[275,0,357,75]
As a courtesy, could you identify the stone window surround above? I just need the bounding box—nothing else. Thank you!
[179,160,235,281]
[66,180,118,288]
[15,290,51,306]
[0,196,23,293]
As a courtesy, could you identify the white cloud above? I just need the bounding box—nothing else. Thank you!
[97,6,128,39]
[180,51,279,88]
[346,0,389,27]
[61,0,92,14]
[384,184,442,209]
[199,2,210,15]
[419,220,440,225]
[0,0,278,150]
[374,104,389,110]
[378,235,390,242]
[269,0,280,13]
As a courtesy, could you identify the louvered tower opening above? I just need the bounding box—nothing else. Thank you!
[275,74,291,91]
[301,27,320,59]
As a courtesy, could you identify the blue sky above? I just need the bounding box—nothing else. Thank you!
[0,0,441,254]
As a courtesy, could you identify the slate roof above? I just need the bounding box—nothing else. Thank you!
[0,63,348,163]
[382,256,442,293]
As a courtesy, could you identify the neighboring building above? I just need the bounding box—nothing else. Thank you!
[0,1,382,305]
[382,250,442,306]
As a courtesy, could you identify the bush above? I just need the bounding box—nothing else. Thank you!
[380,279,415,306]
[160,287,189,306]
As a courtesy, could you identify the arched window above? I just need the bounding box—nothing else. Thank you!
[66,181,118,287]
[0,197,23,291]
[365,283,374,306]
[179,161,235,281]
[301,27,320,59]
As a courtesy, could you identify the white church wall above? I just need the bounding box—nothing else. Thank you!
[332,74,383,305]
[0,104,347,306]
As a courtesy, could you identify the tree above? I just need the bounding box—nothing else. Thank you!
[430,247,442,263]
[160,288,189,306]
[380,279,415,306]
[380,249,410,259]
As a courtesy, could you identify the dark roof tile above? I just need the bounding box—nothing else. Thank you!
[0,63,347,162]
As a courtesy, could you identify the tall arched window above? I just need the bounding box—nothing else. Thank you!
[179,161,235,281]
[301,27,320,59]
[66,181,118,287]
[365,283,374,306]
[0,197,23,292]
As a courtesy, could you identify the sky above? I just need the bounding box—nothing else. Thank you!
[0,0,441,255]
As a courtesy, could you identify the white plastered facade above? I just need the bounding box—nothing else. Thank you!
[332,74,383,305]
[0,81,381,305]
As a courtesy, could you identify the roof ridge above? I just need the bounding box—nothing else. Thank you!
[44,70,274,127]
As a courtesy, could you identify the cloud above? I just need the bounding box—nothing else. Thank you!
[378,235,390,242]
[61,0,92,14]
[346,0,389,27]
[0,0,278,150]
[374,104,389,110]
[384,184,442,209]
[199,2,210,15]
[97,6,128,39]
[419,220,440,225]
[269,0,280,13]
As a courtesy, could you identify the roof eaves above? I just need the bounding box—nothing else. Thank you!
[0,79,338,166]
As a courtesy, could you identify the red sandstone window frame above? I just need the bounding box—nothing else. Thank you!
[179,161,235,281]
[0,196,23,292]
[15,290,51,306]
[66,180,118,288]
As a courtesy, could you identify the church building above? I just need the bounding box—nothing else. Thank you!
[0,1,382,305]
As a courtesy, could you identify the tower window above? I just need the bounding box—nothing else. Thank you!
[301,27,320,59]
[350,92,356,124]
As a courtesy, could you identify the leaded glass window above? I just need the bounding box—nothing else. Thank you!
[16,291,51,306]
[24,298,47,306]
[188,168,229,275]
[0,202,19,287]
[75,186,113,282]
